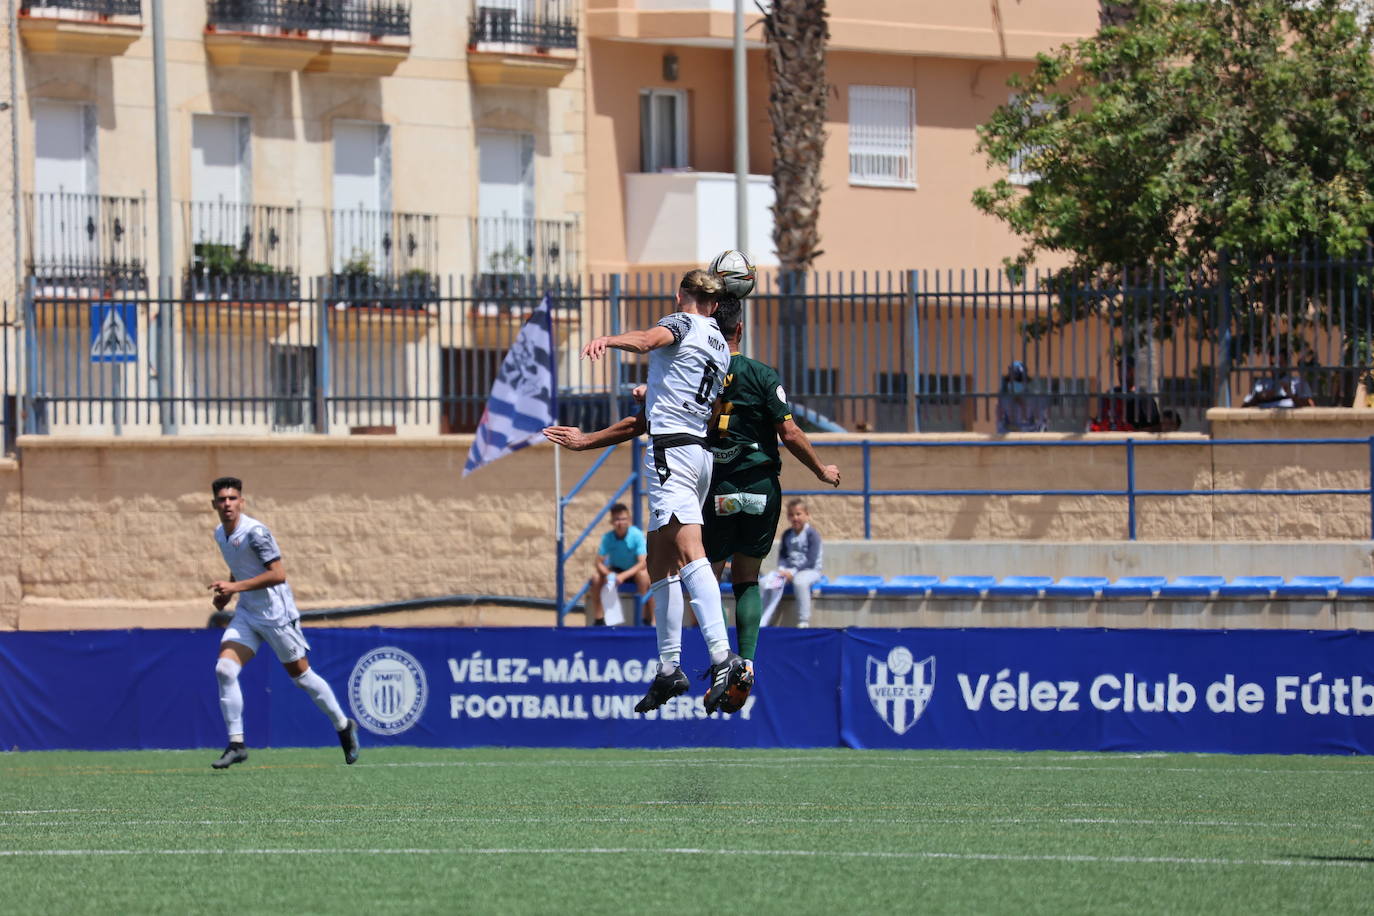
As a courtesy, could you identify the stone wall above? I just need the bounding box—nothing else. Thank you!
[3,407,1370,629]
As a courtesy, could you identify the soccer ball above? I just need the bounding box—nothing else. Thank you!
[709,249,756,300]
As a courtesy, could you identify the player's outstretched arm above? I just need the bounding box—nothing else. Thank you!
[776,418,841,487]
[543,412,646,452]
[581,326,675,359]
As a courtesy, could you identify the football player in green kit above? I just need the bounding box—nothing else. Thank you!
[542,295,840,712]
[702,297,841,709]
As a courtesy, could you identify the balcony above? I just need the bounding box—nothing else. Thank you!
[327,207,437,308]
[183,200,300,299]
[623,172,774,267]
[473,215,580,298]
[468,0,577,88]
[19,1,143,56]
[585,0,1095,59]
[25,191,147,293]
[205,0,411,74]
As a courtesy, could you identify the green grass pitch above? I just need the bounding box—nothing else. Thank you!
[1,747,1371,914]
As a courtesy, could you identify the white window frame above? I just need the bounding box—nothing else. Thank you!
[847,85,916,189]
[1009,94,1054,186]
[639,88,688,173]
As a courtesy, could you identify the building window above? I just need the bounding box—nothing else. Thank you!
[190,114,250,250]
[848,85,915,188]
[1009,94,1054,185]
[478,131,535,275]
[639,88,688,173]
[331,120,391,273]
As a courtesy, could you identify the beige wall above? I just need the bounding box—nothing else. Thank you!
[3,409,1370,630]
[12,3,587,286]
[585,2,1097,275]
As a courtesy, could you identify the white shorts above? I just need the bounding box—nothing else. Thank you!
[221,611,310,663]
[645,436,712,532]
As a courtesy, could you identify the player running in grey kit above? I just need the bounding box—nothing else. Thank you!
[208,476,359,768]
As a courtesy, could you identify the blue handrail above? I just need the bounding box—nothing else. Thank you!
[781,436,1374,541]
[555,438,644,625]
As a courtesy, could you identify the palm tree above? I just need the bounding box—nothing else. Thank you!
[764,0,828,274]
[763,0,828,399]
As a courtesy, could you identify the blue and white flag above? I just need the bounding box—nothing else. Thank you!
[463,295,557,476]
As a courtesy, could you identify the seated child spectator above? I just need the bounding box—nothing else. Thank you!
[760,499,824,628]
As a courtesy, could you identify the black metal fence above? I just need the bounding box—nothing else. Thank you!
[206,0,410,37]
[183,200,300,299]
[468,0,577,49]
[24,192,147,294]
[21,0,141,15]
[11,258,1374,440]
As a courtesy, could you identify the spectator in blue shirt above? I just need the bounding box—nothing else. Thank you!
[587,503,651,625]
[760,499,824,628]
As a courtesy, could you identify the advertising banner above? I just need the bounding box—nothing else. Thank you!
[1,627,1370,754]
[842,628,1374,755]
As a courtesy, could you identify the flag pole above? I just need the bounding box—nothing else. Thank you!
[549,292,565,625]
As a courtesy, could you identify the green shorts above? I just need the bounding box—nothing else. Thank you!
[704,473,782,564]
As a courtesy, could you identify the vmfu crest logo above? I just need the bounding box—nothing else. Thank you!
[866,646,935,735]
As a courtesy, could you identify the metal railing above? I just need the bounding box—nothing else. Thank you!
[473,216,580,285]
[20,0,141,15]
[327,207,437,284]
[206,0,410,37]
[24,191,147,293]
[469,1,577,49]
[183,200,300,299]
[11,258,1374,437]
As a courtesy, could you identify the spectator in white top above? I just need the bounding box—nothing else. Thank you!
[760,499,824,628]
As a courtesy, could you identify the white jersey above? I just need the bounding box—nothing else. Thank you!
[214,514,299,626]
[645,312,728,438]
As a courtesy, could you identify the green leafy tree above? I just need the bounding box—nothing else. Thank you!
[974,0,1374,398]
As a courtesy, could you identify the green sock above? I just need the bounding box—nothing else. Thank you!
[732,581,762,660]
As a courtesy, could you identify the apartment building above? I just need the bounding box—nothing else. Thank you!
[585,0,1099,274]
[6,0,587,436]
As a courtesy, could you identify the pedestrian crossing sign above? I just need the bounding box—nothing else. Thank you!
[89,302,138,363]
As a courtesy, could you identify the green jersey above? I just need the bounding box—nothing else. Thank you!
[711,352,792,479]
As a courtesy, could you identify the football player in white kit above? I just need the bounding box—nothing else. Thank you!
[207,477,360,768]
[580,269,747,713]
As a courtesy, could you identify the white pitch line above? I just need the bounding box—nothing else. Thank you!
[0,815,1364,831]
[0,847,1366,869]
[351,758,1374,776]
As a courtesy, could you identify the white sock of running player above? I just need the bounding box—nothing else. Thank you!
[680,557,731,663]
[292,668,349,731]
[215,657,244,742]
[652,575,683,675]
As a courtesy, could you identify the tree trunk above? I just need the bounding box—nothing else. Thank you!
[764,0,828,400]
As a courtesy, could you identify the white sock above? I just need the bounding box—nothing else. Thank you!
[215,657,244,741]
[680,557,730,663]
[651,575,683,675]
[293,667,350,731]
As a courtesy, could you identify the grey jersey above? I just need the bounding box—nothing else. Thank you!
[215,514,298,626]
[646,312,728,437]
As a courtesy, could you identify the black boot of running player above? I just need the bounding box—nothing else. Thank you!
[211,742,248,769]
[703,653,747,714]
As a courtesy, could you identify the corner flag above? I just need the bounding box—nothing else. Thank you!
[463,295,558,476]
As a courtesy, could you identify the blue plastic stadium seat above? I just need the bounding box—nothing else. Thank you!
[1217,576,1283,599]
[1043,576,1110,599]
[1102,576,1167,599]
[929,575,996,598]
[1274,576,1341,599]
[816,575,884,598]
[875,575,940,597]
[1158,575,1225,599]
[619,581,641,595]
[987,576,1054,598]
[1338,576,1374,598]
